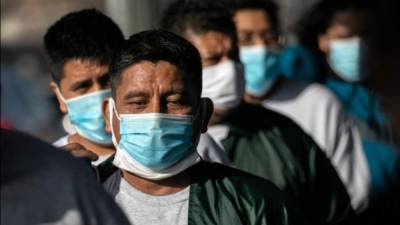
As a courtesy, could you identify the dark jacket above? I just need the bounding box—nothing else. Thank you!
[105,161,298,225]
[221,103,355,225]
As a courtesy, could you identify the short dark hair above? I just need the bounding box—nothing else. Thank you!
[110,30,202,101]
[44,9,124,83]
[161,0,239,61]
[230,0,279,33]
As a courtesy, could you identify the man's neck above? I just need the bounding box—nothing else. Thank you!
[122,169,191,196]
[68,133,115,156]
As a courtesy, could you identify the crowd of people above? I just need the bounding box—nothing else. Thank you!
[1,0,399,225]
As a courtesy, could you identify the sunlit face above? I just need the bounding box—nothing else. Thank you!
[318,9,368,55]
[51,58,109,113]
[185,30,240,123]
[186,31,232,68]
[105,61,200,141]
[234,9,278,47]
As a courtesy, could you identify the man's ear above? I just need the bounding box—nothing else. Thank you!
[222,34,233,58]
[318,33,330,54]
[199,97,214,133]
[50,81,67,113]
[102,98,112,133]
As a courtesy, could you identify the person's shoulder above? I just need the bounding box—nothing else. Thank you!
[191,162,285,200]
[302,82,343,106]
[190,162,296,225]
[1,129,88,179]
[1,129,131,225]
[234,102,297,128]
[241,102,311,137]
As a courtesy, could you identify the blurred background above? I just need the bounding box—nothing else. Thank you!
[1,0,398,142]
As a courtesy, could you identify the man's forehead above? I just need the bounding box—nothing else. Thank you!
[115,61,188,94]
[187,31,229,57]
[333,10,368,35]
[61,59,108,84]
[64,59,108,76]
[234,9,270,29]
[120,61,181,81]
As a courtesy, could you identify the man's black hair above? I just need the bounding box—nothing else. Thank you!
[229,0,279,33]
[110,30,202,100]
[160,0,239,61]
[44,9,124,83]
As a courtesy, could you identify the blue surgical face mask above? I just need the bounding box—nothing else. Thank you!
[110,99,194,171]
[57,88,112,145]
[329,37,363,82]
[240,45,281,96]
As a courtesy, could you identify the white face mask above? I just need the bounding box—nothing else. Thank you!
[201,60,245,109]
[108,98,200,180]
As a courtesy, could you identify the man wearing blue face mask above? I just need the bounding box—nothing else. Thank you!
[162,1,356,225]
[102,30,297,225]
[231,0,371,212]
[298,0,400,206]
[44,9,125,166]
[44,9,230,170]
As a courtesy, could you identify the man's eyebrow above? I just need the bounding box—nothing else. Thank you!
[70,78,91,90]
[99,72,110,78]
[203,52,223,61]
[98,72,110,82]
[164,89,187,96]
[123,90,149,100]
[238,29,253,33]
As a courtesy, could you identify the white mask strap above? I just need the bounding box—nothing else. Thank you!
[108,98,122,147]
[108,98,121,120]
[55,86,67,103]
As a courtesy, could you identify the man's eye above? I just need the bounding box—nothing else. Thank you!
[167,100,183,107]
[263,32,277,41]
[72,81,90,91]
[238,33,252,43]
[204,55,222,66]
[132,100,147,106]
[99,75,111,88]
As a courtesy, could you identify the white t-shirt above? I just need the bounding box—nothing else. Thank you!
[263,80,370,211]
[115,178,189,225]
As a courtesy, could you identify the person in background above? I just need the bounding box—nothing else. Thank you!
[44,9,230,169]
[102,29,296,225]
[44,9,124,166]
[1,128,131,225]
[297,0,400,203]
[229,0,370,212]
[161,1,355,224]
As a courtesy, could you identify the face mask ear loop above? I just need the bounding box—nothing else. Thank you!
[109,98,121,147]
[55,86,67,103]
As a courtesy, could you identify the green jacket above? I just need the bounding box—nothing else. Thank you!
[220,103,355,225]
[105,162,297,225]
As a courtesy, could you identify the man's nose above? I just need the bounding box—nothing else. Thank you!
[147,98,166,113]
[91,81,103,92]
[253,35,265,46]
